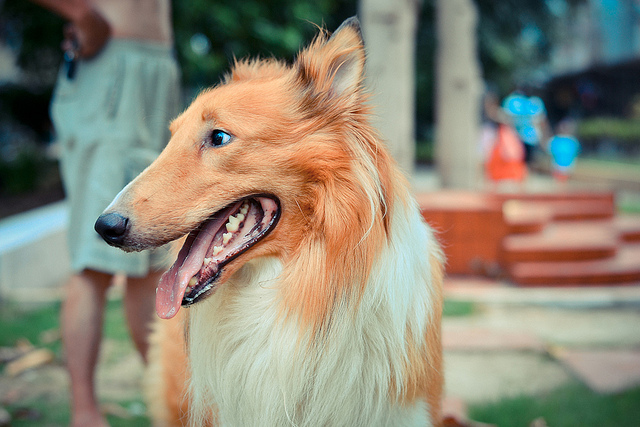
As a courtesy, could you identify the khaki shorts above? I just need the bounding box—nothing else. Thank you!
[51,39,181,276]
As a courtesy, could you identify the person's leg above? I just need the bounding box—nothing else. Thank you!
[124,270,163,363]
[61,269,113,427]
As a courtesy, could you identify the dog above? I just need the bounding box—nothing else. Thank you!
[95,17,444,426]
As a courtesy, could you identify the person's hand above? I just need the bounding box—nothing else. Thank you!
[62,6,111,59]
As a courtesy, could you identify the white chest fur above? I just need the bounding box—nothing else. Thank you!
[187,204,439,427]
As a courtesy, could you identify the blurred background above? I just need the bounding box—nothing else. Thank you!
[3,0,639,216]
[1,1,640,426]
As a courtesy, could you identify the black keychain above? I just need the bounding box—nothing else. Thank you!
[64,39,79,80]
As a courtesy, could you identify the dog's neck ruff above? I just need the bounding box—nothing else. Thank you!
[186,198,441,427]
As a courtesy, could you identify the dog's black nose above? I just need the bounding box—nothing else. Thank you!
[95,213,129,246]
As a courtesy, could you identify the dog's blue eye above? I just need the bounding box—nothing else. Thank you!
[209,130,232,147]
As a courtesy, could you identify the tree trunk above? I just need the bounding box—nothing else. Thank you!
[359,0,419,176]
[435,0,482,189]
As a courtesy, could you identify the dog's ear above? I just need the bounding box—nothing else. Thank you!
[296,16,365,101]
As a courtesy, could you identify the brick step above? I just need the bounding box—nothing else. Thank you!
[550,200,615,221]
[495,192,615,220]
[614,215,640,242]
[493,191,615,205]
[502,221,618,263]
[509,243,640,286]
[502,199,614,231]
[502,200,553,234]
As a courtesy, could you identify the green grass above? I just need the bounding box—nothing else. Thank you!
[443,299,475,317]
[5,398,150,427]
[103,299,136,343]
[619,200,640,214]
[578,157,640,173]
[0,299,131,350]
[4,398,69,427]
[469,381,640,427]
[0,298,149,426]
[0,301,61,346]
[577,117,640,142]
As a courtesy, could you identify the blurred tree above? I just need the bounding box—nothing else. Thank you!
[476,0,553,94]
[1,0,64,88]
[415,0,585,142]
[171,0,356,92]
[1,0,586,149]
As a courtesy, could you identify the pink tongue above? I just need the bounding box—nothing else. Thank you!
[155,214,229,319]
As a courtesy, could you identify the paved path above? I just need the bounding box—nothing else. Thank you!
[442,277,640,418]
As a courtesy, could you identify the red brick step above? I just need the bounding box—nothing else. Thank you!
[510,243,640,286]
[418,190,638,286]
[495,192,615,221]
[502,221,618,263]
[614,215,640,242]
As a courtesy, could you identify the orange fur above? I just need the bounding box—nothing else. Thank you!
[145,310,191,425]
[98,17,443,426]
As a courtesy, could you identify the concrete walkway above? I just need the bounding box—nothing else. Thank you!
[441,276,640,418]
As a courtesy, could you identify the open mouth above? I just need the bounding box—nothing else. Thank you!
[155,195,280,319]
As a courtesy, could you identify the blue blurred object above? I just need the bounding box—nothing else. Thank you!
[502,93,547,146]
[549,134,581,168]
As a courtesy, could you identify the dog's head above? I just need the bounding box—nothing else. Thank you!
[95,17,390,319]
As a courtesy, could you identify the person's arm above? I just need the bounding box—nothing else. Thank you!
[29,0,90,21]
[29,0,111,58]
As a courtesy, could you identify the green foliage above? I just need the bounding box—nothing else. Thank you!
[470,381,640,427]
[415,0,572,137]
[171,0,356,88]
[475,0,556,94]
[1,0,577,146]
[416,139,435,164]
[0,145,53,195]
[2,0,64,87]
[577,117,640,143]
[415,2,437,128]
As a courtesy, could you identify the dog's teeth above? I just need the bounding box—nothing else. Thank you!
[226,215,241,232]
[226,222,239,233]
[223,232,232,244]
[203,257,212,266]
[240,204,249,215]
[212,246,223,256]
[236,213,245,222]
[186,277,197,293]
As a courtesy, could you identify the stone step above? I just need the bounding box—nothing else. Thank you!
[0,202,70,299]
[509,243,640,286]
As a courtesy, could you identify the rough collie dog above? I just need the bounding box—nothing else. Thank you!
[95,17,444,427]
